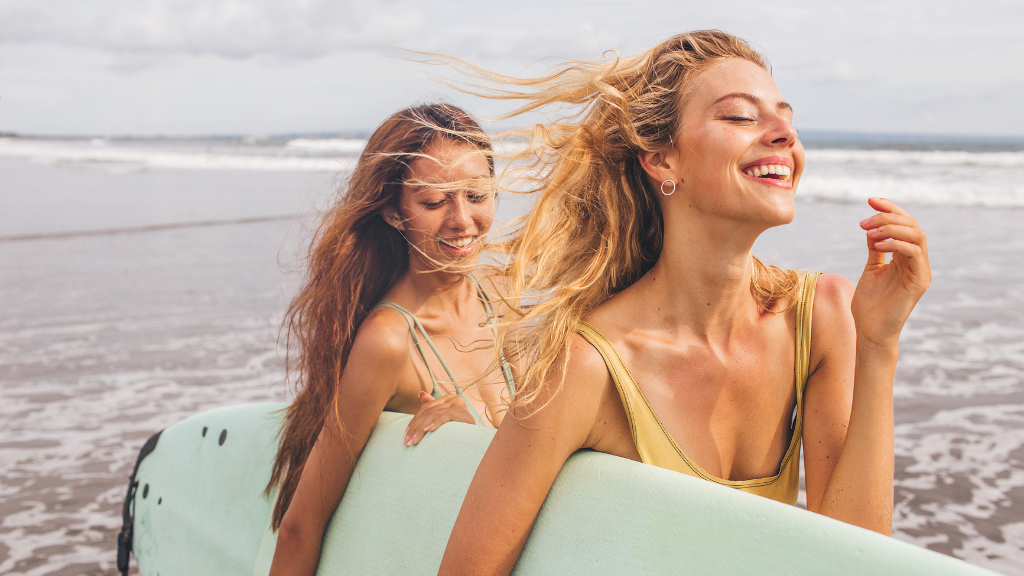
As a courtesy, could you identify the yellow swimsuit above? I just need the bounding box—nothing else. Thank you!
[576,272,819,505]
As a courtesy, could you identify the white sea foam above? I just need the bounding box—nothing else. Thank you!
[285,138,367,154]
[894,403,1024,574]
[807,148,1024,168]
[0,315,287,576]
[800,148,1024,207]
[799,175,1024,208]
[3,138,1023,207]
[0,138,354,173]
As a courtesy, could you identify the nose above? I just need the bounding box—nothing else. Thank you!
[765,113,798,148]
[446,195,472,230]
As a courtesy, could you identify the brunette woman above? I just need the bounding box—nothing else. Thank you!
[438,31,930,575]
[266,103,514,576]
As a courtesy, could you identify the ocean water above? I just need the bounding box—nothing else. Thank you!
[1,134,1023,574]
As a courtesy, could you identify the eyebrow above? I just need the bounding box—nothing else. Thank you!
[711,92,792,113]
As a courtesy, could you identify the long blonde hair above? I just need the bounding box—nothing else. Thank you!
[442,30,799,407]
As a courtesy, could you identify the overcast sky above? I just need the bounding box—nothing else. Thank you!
[2,0,1022,137]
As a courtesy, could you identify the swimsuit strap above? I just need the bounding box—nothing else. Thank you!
[465,273,517,396]
[372,300,486,427]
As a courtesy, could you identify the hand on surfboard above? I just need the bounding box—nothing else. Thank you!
[403,392,475,446]
[851,197,932,349]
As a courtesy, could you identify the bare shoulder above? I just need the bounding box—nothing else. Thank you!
[810,272,855,328]
[518,330,610,407]
[510,330,613,451]
[808,272,857,373]
[350,306,414,365]
[565,331,614,390]
[814,272,854,304]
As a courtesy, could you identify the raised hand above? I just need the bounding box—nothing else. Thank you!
[403,392,476,446]
[851,197,932,348]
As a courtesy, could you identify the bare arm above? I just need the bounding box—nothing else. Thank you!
[803,198,931,534]
[268,314,407,576]
[438,335,610,576]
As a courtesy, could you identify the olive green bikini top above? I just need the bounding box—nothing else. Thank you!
[576,272,819,505]
[374,273,515,427]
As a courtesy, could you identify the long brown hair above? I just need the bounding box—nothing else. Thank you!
[266,103,493,529]
[441,31,800,407]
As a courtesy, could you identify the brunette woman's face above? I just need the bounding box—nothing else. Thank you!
[671,58,804,227]
[390,138,495,270]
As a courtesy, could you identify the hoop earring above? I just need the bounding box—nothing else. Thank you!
[660,179,676,196]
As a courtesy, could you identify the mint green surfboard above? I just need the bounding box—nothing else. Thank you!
[123,402,997,576]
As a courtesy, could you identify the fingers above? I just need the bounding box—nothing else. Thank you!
[865,223,926,252]
[866,196,911,218]
[403,393,473,446]
[868,238,924,259]
[863,227,887,268]
[859,198,932,286]
[859,204,918,233]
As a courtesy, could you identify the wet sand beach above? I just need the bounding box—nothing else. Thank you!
[2,139,1023,574]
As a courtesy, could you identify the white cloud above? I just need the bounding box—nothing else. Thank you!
[0,0,425,59]
[1,0,1023,135]
[0,0,627,66]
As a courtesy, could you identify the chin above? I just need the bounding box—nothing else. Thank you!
[757,196,796,228]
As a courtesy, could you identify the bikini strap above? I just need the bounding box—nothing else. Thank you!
[466,273,517,396]
[788,271,819,438]
[793,272,820,407]
[373,300,486,426]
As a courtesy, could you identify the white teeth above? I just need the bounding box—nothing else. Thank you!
[442,237,475,249]
[745,164,791,180]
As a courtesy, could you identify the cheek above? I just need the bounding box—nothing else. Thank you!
[792,146,807,180]
[476,211,494,233]
[680,130,731,176]
[471,200,496,230]
[403,211,442,236]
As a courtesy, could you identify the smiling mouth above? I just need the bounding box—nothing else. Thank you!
[744,164,791,182]
[439,236,477,251]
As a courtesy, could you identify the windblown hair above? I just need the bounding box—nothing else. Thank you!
[266,103,493,530]
[442,30,800,407]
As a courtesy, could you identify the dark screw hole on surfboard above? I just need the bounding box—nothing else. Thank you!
[219,429,227,446]
[202,426,208,437]
[142,484,149,499]
[158,497,162,505]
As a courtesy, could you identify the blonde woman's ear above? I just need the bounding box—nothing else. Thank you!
[637,148,681,190]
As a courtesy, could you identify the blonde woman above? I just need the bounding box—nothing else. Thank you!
[438,31,930,575]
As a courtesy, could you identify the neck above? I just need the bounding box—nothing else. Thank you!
[640,208,765,337]
[400,253,479,314]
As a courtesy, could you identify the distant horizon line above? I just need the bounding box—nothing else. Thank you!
[2,128,1023,144]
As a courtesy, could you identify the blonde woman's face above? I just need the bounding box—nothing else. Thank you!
[392,138,495,271]
[673,58,805,226]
